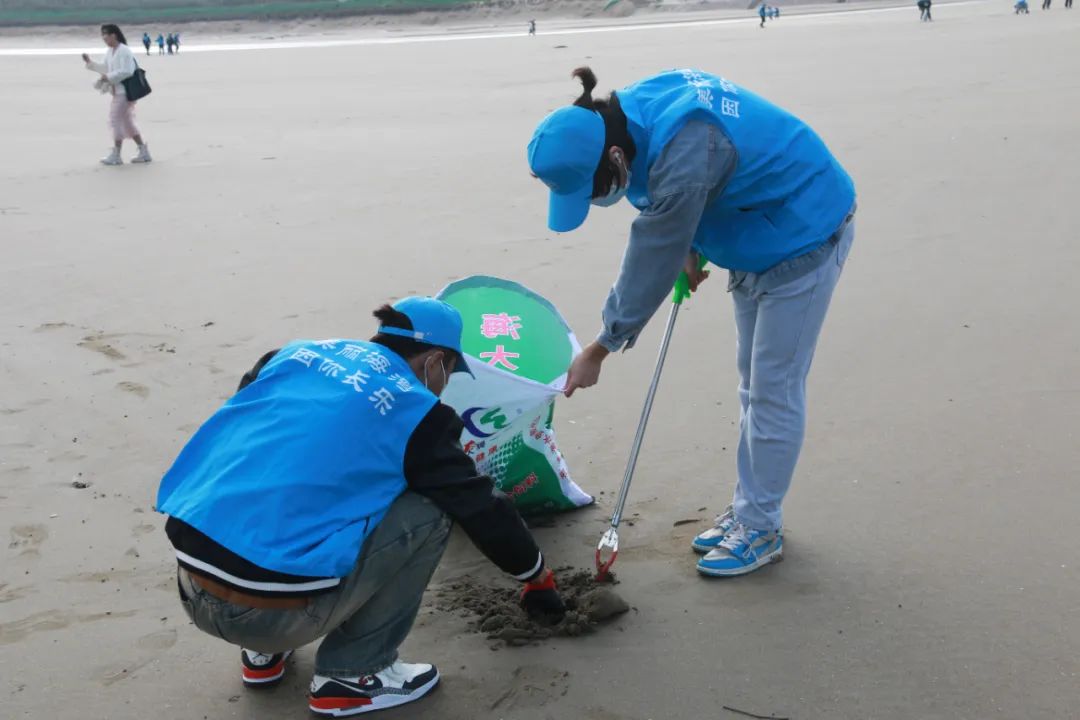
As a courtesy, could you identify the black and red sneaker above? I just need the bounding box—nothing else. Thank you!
[308,660,440,716]
[241,649,293,687]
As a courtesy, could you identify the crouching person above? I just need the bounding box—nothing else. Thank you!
[156,297,566,716]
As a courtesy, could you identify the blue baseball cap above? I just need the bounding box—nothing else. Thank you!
[380,296,473,377]
[527,105,606,233]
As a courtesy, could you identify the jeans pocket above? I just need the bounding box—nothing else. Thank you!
[835,220,855,268]
[836,233,853,268]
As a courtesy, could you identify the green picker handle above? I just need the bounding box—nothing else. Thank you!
[672,254,710,305]
[598,251,709,580]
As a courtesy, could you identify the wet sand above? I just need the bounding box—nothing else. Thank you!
[2,2,1079,718]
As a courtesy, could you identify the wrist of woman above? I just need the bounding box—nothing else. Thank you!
[587,342,611,360]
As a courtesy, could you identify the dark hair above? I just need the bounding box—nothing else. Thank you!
[100,24,127,45]
[571,67,636,199]
[369,304,456,366]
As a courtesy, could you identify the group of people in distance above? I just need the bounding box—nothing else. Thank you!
[140,30,181,55]
[759,3,782,27]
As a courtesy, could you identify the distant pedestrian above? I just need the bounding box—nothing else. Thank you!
[1015,0,1029,12]
[166,33,175,55]
[528,19,536,36]
[759,3,768,27]
[1066,0,1072,9]
[142,32,151,55]
[769,6,780,18]
[1042,0,1050,8]
[156,33,165,55]
[173,32,181,53]
[918,0,932,21]
[82,24,152,166]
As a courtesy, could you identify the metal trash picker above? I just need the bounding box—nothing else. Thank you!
[595,256,709,581]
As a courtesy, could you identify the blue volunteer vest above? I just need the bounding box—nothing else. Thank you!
[619,69,856,272]
[157,340,437,578]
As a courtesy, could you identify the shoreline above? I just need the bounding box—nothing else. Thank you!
[5,0,688,29]
[0,0,955,50]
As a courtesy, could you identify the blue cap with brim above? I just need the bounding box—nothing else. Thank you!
[381,296,474,377]
[527,105,605,233]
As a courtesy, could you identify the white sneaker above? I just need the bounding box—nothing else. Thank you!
[130,144,152,164]
[691,504,737,553]
[241,648,292,687]
[100,149,122,166]
[309,660,440,716]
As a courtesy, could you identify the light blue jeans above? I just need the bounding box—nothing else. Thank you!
[729,220,855,531]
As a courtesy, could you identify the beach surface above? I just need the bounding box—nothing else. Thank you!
[2,2,1079,718]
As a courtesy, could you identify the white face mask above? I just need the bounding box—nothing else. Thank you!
[422,356,448,393]
[591,153,631,208]
[591,183,628,207]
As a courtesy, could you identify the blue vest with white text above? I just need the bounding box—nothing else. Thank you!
[619,69,856,272]
[157,340,437,578]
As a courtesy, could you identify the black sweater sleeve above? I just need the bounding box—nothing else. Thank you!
[403,403,544,582]
[238,349,280,391]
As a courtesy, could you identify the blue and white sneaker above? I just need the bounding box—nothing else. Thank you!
[696,523,783,577]
[691,505,737,553]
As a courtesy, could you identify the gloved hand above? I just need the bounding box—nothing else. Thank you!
[519,568,566,624]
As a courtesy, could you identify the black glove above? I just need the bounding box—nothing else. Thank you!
[519,569,566,624]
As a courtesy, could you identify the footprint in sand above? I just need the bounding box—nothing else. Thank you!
[8,524,47,555]
[62,569,140,584]
[78,334,126,362]
[95,657,152,686]
[136,628,177,651]
[34,321,75,332]
[116,381,149,398]
[584,708,638,720]
[0,583,31,604]
[0,610,70,645]
[131,523,155,537]
[93,628,175,686]
[0,609,136,646]
[47,447,87,465]
[489,665,570,712]
[79,332,127,361]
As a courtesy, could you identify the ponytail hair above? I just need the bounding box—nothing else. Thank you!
[570,66,636,198]
[370,304,455,362]
[100,24,128,45]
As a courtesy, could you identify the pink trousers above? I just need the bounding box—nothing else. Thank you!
[109,91,140,142]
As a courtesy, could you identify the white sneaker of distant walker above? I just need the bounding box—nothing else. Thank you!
[100,148,122,166]
[309,660,440,716]
[130,144,152,164]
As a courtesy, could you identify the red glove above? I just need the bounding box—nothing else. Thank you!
[519,568,567,623]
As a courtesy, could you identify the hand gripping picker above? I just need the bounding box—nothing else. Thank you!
[595,257,708,580]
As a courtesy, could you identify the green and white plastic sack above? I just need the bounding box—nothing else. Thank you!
[438,276,594,515]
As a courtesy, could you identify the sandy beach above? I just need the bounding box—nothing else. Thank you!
[2,1,1079,718]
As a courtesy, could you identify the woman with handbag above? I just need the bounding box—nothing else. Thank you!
[82,24,152,166]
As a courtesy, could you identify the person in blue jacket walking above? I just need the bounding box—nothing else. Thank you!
[157,297,566,716]
[528,67,856,578]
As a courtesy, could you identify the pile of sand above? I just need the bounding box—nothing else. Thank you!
[433,567,630,646]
